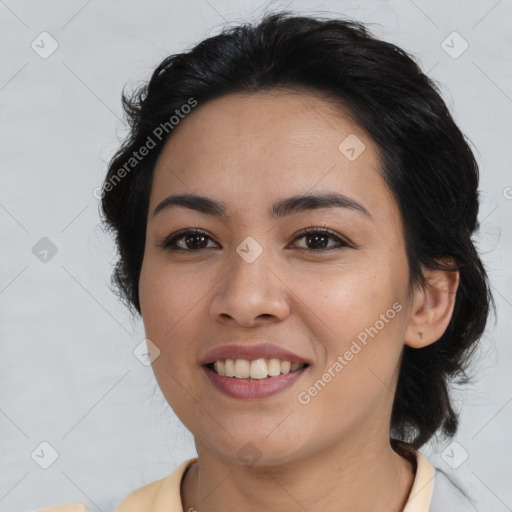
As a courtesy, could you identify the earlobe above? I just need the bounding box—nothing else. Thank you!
[404,264,460,349]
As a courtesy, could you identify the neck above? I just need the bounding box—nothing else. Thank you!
[181,430,415,512]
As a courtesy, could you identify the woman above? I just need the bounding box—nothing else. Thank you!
[42,10,492,512]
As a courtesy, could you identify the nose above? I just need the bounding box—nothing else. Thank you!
[209,241,291,327]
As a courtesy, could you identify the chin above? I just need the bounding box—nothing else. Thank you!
[201,431,308,468]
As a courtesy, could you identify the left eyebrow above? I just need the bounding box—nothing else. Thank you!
[152,191,372,221]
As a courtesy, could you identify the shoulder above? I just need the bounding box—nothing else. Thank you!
[113,457,197,511]
[112,476,169,511]
[430,467,479,512]
[31,458,197,512]
[30,505,88,512]
[29,479,167,512]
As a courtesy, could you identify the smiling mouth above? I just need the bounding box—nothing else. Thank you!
[204,359,309,380]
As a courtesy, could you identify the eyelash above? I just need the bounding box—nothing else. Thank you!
[158,227,350,253]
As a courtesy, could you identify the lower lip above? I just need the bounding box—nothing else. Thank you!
[201,365,309,399]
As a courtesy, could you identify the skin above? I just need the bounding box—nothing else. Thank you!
[138,89,459,512]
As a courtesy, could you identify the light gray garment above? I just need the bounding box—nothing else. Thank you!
[430,467,479,512]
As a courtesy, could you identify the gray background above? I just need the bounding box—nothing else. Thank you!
[1,0,511,511]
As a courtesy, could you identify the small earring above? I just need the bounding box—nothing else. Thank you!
[418,331,424,340]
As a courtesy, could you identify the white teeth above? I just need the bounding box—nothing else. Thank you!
[225,359,235,377]
[210,358,307,378]
[249,359,267,379]
[234,359,250,378]
[215,360,225,376]
[267,358,281,376]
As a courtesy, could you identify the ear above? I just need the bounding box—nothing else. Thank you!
[404,262,460,349]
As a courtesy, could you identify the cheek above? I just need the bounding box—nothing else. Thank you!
[291,262,399,338]
[139,261,204,337]
[139,264,202,406]
[295,277,405,432]
[291,260,407,391]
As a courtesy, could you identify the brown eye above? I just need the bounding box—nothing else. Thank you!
[158,227,350,253]
[159,229,218,251]
[291,228,349,251]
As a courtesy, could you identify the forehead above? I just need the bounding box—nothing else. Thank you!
[150,90,399,226]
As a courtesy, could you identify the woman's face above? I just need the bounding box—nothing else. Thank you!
[139,90,415,465]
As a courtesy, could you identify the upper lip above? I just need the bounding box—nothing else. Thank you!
[199,343,310,366]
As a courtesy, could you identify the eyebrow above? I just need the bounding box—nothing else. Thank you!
[153,192,372,220]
